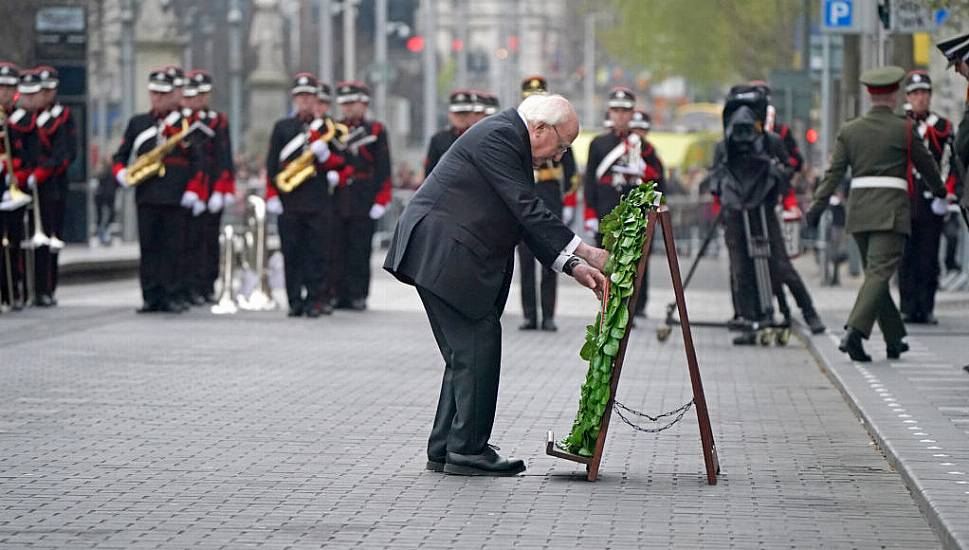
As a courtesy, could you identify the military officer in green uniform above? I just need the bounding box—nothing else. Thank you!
[806,66,946,362]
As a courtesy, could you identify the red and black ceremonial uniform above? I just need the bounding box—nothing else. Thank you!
[113,107,202,309]
[582,130,665,238]
[0,103,39,308]
[33,101,77,299]
[188,107,235,301]
[899,109,959,322]
[265,112,346,312]
[517,150,578,327]
[330,112,392,309]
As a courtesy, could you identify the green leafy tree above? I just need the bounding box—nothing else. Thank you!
[595,0,807,86]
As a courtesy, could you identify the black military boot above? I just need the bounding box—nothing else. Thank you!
[732,330,757,346]
[838,327,871,362]
[886,340,909,360]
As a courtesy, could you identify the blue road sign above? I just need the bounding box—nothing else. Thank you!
[823,0,853,28]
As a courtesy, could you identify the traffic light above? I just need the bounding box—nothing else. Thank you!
[805,128,818,145]
[406,35,424,53]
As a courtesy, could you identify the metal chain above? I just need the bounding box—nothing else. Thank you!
[613,399,694,433]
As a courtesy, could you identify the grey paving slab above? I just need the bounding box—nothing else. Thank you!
[0,263,944,549]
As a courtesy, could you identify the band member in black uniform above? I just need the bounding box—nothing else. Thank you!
[265,73,346,318]
[899,71,959,325]
[185,69,235,304]
[331,80,392,311]
[516,76,578,331]
[11,71,47,307]
[423,89,474,178]
[0,62,36,311]
[31,66,77,306]
[315,82,333,118]
[113,68,202,313]
[583,88,663,317]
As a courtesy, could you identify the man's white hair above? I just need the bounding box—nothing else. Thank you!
[517,94,573,126]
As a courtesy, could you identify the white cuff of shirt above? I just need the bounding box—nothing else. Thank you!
[551,234,582,273]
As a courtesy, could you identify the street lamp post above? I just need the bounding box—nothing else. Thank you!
[422,0,437,148]
[228,0,243,153]
[319,0,333,85]
[374,0,388,122]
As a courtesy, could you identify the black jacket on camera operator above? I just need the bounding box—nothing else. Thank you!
[707,86,793,344]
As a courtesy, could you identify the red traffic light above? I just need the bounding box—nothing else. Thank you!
[406,35,425,53]
[805,128,818,144]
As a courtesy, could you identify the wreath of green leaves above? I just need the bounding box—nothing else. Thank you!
[563,182,660,456]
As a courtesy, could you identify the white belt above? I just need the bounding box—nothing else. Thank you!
[850,176,907,191]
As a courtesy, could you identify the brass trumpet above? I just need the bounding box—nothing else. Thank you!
[126,120,215,186]
[274,117,348,193]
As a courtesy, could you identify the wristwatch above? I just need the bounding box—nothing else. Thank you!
[563,255,582,276]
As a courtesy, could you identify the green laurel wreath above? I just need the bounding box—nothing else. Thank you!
[563,181,660,456]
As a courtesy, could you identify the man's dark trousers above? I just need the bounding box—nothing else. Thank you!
[331,215,375,303]
[517,243,556,323]
[418,286,502,459]
[278,210,328,308]
[899,214,944,319]
[137,204,185,305]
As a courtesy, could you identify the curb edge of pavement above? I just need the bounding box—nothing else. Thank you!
[796,325,963,550]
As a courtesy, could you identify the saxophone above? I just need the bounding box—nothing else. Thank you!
[274,116,348,193]
[0,108,31,209]
[126,120,214,186]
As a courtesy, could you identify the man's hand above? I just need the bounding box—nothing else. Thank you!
[572,263,607,301]
[310,139,330,163]
[575,240,608,271]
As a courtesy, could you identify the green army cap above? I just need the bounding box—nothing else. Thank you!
[859,66,906,94]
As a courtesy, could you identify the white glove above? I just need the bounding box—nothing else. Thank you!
[192,198,206,216]
[369,203,386,220]
[266,196,283,215]
[931,197,948,216]
[208,191,224,213]
[223,192,235,206]
[584,218,599,234]
[562,206,575,225]
[26,174,36,191]
[180,190,199,210]
[116,168,130,188]
[326,170,340,191]
[310,139,330,163]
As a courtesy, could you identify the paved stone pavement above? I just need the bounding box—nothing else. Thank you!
[0,255,945,549]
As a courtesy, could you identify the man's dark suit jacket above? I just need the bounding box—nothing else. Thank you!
[384,108,576,319]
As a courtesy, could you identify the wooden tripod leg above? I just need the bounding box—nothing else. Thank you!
[658,209,720,485]
[585,211,659,482]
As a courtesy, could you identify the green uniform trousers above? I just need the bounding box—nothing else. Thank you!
[847,231,907,342]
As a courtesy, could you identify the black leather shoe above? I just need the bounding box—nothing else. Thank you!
[886,341,909,360]
[35,294,54,307]
[838,328,871,362]
[519,319,537,330]
[288,303,304,317]
[137,302,161,314]
[901,312,917,324]
[428,444,500,473]
[443,447,526,476]
[189,293,206,307]
[923,313,938,325]
[804,313,826,334]
[160,300,183,313]
[541,319,558,332]
[305,301,332,318]
[348,298,367,311]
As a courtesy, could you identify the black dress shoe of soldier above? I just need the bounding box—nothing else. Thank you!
[804,313,826,334]
[519,319,537,330]
[160,300,183,313]
[838,328,871,362]
[541,319,558,332]
[443,447,525,476]
[886,341,909,360]
[923,313,939,325]
[137,302,161,314]
[288,302,304,317]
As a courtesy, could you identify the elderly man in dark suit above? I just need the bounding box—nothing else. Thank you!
[385,94,608,476]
